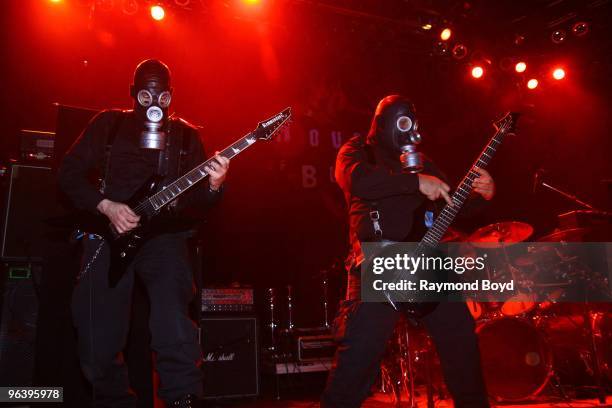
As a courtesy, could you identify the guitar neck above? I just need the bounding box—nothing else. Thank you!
[418,124,509,250]
[146,132,258,212]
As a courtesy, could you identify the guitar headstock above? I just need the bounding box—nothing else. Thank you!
[254,107,292,141]
[493,111,520,135]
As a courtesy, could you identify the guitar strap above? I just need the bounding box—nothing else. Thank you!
[99,110,126,194]
[363,144,383,241]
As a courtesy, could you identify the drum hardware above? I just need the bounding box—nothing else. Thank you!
[286,285,294,332]
[380,318,442,407]
[468,221,534,248]
[477,316,553,401]
[266,288,278,352]
[321,271,330,329]
[538,228,595,243]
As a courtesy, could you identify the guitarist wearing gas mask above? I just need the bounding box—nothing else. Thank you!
[59,59,229,408]
[322,95,494,408]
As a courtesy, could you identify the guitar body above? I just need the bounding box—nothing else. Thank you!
[80,175,165,287]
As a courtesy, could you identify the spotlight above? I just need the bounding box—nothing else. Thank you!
[452,44,468,60]
[572,21,589,37]
[552,68,565,80]
[551,29,567,44]
[513,34,526,46]
[515,61,527,73]
[421,23,433,31]
[49,0,62,3]
[121,0,138,15]
[243,0,260,4]
[433,41,449,56]
[151,5,165,20]
[440,28,452,41]
[471,66,484,79]
[527,79,538,89]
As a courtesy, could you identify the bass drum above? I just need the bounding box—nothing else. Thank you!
[477,317,552,401]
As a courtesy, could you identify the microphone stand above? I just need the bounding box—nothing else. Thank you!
[539,181,599,211]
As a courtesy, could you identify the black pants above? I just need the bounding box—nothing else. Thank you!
[321,296,489,407]
[72,233,203,407]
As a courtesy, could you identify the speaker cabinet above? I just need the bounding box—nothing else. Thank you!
[0,266,38,385]
[200,316,259,399]
[1,165,66,261]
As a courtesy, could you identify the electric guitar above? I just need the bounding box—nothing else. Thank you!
[81,107,292,287]
[382,112,519,317]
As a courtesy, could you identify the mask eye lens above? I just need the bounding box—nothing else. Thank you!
[137,90,153,107]
[158,91,172,108]
[396,116,413,132]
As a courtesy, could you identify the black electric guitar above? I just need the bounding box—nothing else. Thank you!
[383,112,519,317]
[81,107,291,287]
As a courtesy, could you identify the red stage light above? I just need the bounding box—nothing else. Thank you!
[440,28,452,41]
[49,0,62,3]
[527,79,538,89]
[515,61,527,73]
[552,68,565,80]
[150,5,165,21]
[471,66,484,79]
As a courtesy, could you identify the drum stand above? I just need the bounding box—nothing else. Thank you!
[583,303,607,404]
[396,322,438,408]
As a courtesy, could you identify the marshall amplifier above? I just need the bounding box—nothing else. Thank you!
[200,316,258,398]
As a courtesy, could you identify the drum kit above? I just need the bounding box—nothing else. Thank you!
[381,219,612,406]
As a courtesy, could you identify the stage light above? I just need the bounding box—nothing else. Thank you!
[150,5,165,20]
[452,44,468,60]
[422,23,432,31]
[243,0,260,4]
[440,28,452,41]
[513,34,526,46]
[572,21,589,37]
[552,68,565,80]
[471,66,484,79]
[433,41,449,56]
[121,0,138,15]
[49,0,62,3]
[515,61,527,73]
[551,29,567,44]
[527,79,538,89]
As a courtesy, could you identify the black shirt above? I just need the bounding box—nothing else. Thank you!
[58,109,220,215]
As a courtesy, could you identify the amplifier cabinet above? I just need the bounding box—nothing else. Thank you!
[1,165,65,261]
[200,316,259,399]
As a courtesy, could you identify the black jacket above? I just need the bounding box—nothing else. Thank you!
[335,135,484,250]
[58,109,221,217]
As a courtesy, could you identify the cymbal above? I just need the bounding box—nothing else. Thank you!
[469,221,534,248]
[537,228,592,242]
[441,227,467,243]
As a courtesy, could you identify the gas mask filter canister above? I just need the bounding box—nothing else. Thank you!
[137,89,172,150]
[396,115,424,173]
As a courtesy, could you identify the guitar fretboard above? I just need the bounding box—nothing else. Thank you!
[141,132,258,214]
[416,118,512,252]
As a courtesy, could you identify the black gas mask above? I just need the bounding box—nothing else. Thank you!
[130,59,173,150]
[367,95,423,173]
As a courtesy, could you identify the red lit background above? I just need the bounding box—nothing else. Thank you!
[0,0,611,325]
